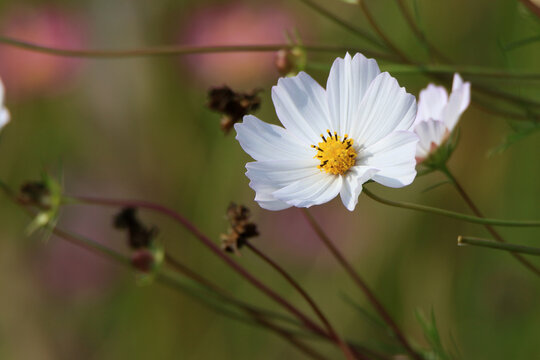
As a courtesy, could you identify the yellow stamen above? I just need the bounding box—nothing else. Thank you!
[312,133,357,175]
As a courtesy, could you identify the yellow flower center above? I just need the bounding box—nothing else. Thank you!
[311,130,357,175]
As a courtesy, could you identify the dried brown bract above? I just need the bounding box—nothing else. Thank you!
[221,203,259,255]
[18,181,52,209]
[113,207,158,249]
[207,86,261,134]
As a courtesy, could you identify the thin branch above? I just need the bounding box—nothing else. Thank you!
[362,187,540,228]
[394,0,449,61]
[163,254,330,360]
[358,0,409,62]
[301,208,422,360]
[0,36,392,61]
[67,196,333,345]
[458,236,540,256]
[246,243,357,360]
[442,167,540,277]
[296,0,390,51]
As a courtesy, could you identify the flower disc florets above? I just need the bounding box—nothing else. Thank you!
[312,131,356,175]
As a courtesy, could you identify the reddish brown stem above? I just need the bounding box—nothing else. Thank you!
[164,254,330,360]
[246,243,358,360]
[301,209,422,360]
[71,196,346,354]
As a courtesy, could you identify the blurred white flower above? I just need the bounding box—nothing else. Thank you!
[235,53,418,211]
[0,79,9,131]
[413,74,471,163]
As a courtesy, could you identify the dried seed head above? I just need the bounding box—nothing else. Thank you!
[207,86,261,134]
[19,181,52,209]
[221,203,259,255]
[113,207,158,249]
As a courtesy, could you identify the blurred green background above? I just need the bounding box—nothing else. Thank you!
[1,0,540,359]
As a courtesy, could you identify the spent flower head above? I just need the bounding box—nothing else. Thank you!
[221,203,259,255]
[207,85,261,134]
[235,53,419,211]
[413,74,471,165]
[18,174,62,235]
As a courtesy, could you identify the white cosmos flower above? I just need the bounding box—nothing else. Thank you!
[413,74,470,163]
[0,78,9,131]
[235,53,419,211]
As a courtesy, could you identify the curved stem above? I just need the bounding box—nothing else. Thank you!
[246,243,357,360]
[394,0,449,62]
[362,187,540,228]
[441,167,540,277]
[458,236,540,256]
[301,209,422,360]
[0,181,333,360]
[359,0,409,62]
[296,0,390,51]
[67,197,334,345]
[163,254,330,360]
[0,36,391,61]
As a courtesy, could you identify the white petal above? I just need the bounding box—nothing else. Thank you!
[0,108,9,130]
[442,74,470,131]
[272,173,342,208]
[340,166,379,211]
[245,159,320,211]
[235,115,312,161]
[414,119,448,160]
[249,181,292,211]
[414,84,448,125]
[246,159,320,186]
[271,72,332,145]
[326,53,381,134]
[351,72,417,147]
[0,78,5,104]
[361,131,418,188]
[0,79,8,131]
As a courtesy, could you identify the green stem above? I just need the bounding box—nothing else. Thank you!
[458,236,540,256]
[441,167,540,277]
[0,36,391,61]
[358,0,409,62]
[362,187,540,227]
[394,0,449,62]
[296,0,390,51]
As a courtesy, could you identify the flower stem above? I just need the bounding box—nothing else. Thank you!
[163,254,330,360]
[296,0,390,51]
[0,36,392,61]
[394,0,449,62]
[1,182,332,360]
[245,242,357,360]
[67,196,344,352]
[300,208,422,360]
[358,0,410,62]
[362,187,540,228]
[441,167,540,277]
[458,236,540,256]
